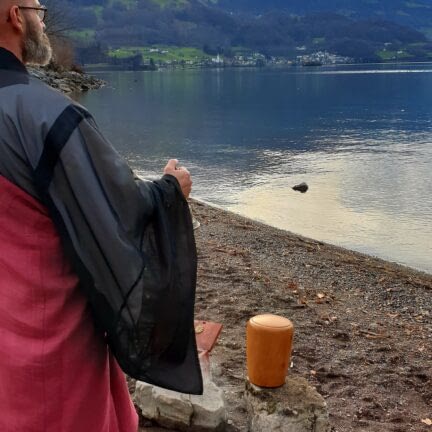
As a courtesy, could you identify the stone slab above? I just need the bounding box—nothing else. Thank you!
[244,375,331,432]
[134,379,226,432]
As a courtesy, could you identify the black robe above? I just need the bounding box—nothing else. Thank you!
[0,47,203,395]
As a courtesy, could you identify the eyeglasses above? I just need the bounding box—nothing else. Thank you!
[17,5,47,22]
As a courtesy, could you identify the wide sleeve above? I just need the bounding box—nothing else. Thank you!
[33,104,203,395]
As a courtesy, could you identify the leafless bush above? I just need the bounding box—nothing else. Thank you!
[43,1,81,71]
[49,36,76,71]
[44,0,76,39]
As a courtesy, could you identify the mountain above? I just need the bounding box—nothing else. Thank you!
[63,0,432,64]
[211,0,432,36]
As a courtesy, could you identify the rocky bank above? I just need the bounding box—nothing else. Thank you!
[28,66,104,94]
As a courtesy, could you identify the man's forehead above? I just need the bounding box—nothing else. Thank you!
[0,0,43,14]
[17,0,42,6]
[0,0,41,5]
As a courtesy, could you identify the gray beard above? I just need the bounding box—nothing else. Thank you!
[23,24,52,66]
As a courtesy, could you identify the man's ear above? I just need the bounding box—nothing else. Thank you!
[8,6,25,33]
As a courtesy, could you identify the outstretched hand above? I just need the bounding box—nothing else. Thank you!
[163,159,192,199]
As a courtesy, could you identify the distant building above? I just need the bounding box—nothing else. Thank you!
[212,54,224,65]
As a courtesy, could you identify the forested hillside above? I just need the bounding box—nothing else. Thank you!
[216,0,432,36]
[62,0,432,64]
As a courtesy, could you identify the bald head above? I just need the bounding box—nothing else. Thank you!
[0,0,24,60]
[0,0,35,14]
[1,0,35,7]
[0,0,52,65]
[0,0,13,7]
[0,0,13,14]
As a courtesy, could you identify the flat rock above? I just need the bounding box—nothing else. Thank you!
[244,375,331,432]
[134,379,226,432]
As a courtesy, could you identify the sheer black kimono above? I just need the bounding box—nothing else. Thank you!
[0,47,203,395]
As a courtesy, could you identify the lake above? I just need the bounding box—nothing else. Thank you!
[74,64,432,274]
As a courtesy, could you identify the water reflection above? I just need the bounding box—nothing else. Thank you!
[76,66,432,273]
[229,149,432,273]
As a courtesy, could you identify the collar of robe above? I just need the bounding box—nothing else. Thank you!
[0,47,28,74]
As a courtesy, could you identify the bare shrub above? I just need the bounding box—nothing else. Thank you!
[49,36,76,72]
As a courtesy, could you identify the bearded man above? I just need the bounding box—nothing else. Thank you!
[0,2,202,431]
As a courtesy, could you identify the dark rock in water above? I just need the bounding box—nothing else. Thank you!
[292,182,309,193]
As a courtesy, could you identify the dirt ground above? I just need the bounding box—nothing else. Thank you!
[139,200,432,432]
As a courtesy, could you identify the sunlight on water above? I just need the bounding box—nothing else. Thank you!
[76,65,432,274]
[227,154,432,273]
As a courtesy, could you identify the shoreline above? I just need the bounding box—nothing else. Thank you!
[83,59,432,73]
[140,200,432,431]
[28,66,105,94]
[192,197,432,278]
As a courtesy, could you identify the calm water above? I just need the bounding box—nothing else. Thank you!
[75,64,432,274]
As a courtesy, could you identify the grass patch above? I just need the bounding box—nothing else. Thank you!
[107,0,137,8]
[312,37,326,45]
[69,29,96,44]
[377,49,412,60]
[108,45,212,62]
[149,0,189,8]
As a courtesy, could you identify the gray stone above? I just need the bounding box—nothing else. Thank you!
[134,379,226,432]
[244,375,331,432]
[58,83,73,93]
[189,380,226,430]
[134,382,193,429]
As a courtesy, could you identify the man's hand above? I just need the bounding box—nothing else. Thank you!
[163,159,192,199]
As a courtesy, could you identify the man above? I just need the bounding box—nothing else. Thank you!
[0,1,202,431]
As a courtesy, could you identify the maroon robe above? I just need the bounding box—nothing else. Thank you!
[0,175,138,431]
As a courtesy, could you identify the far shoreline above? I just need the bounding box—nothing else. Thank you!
[83,59,432,74]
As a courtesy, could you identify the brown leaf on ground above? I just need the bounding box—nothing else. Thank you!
[359,330,389,340]
[287,281,298,290]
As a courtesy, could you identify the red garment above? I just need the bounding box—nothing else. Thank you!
[0,176,138,432]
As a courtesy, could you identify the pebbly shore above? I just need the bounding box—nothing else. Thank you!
[138,200,431,432]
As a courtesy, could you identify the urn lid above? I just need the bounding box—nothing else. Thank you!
[250,314,293,329]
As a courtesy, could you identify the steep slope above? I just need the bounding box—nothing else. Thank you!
[67,0,432,62]
[213,0,432,34]
[180,0,432,47]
